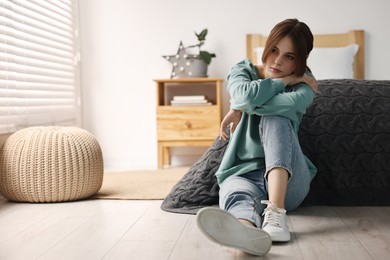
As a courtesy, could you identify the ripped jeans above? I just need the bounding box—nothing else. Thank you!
[218,115,312,227]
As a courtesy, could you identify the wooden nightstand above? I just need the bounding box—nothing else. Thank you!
[154,78,223,168]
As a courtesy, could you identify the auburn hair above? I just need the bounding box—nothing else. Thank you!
[262,18,314,76]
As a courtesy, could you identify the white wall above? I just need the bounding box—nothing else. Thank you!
[78,0,390,172]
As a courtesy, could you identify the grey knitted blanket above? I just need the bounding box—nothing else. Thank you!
[161,80,390,214]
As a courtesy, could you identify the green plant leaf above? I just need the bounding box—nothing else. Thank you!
[199,51,216,65]
[195,29,208,42]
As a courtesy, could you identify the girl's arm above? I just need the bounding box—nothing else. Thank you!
[253,73,317,119]
[221,60,283,140]
[219,109,242,141]
[227,60,285,112]
[253,83,316,121]
[222,59,317,137]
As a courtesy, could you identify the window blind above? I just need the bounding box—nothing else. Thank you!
[0,0,80,134]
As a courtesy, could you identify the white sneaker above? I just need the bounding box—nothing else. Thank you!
[261,200,291,242]
[196,207,272,256]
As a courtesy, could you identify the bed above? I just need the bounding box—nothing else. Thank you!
[161,30,390,214]
[246,30,365,79]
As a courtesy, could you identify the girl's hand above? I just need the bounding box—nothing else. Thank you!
[219,109,242,141]
[281,73,318,92]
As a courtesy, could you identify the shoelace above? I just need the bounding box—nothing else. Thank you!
[261,200,286,228]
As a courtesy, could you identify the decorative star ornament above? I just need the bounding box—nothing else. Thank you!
[162,41,197,78]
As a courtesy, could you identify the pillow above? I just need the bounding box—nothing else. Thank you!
[307,44,359,79]
[254,44,359,80]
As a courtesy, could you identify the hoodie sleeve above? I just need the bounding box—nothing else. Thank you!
[252,83,315,122]
[227,59,285,112]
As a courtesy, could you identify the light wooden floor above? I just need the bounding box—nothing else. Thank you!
[1,195,389,260]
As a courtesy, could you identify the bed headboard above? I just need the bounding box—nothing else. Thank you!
[246,30,365,79]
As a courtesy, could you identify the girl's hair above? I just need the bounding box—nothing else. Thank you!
[262,18,313,76]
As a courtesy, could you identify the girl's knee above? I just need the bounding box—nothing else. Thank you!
[218,175,267,209]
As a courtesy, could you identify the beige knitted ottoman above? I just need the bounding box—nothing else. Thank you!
[0,126,104,202]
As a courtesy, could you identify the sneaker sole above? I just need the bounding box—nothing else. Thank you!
[265,230,291,242]
[196,207,272,256]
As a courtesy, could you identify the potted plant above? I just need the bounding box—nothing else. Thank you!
[162,29,216,78]
[188,29,216,65]
[187,28,216,77]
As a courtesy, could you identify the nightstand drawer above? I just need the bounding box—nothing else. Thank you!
[157,106,219,140]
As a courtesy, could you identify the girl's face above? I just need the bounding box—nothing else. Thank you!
[264,36,297,79]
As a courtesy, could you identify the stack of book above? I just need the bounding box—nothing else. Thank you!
[170,95,212,106]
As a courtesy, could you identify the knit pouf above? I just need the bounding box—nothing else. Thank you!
[0,126,104,202]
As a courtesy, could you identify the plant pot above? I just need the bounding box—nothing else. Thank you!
[189,59,208,77]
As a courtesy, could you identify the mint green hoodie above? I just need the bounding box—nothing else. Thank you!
[215,59,317,184]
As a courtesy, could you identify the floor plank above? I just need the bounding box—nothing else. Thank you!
[103,201,190,259]
[289,206,373,260]
[0,199,113,260]
[0,202,70,244]
[334,206,390,260]
[0,196,389,260]
[39,200,153,260]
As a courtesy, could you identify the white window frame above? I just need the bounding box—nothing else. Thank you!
[0,0,81,134]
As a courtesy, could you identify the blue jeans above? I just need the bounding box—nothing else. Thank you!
[219,115,312,227]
